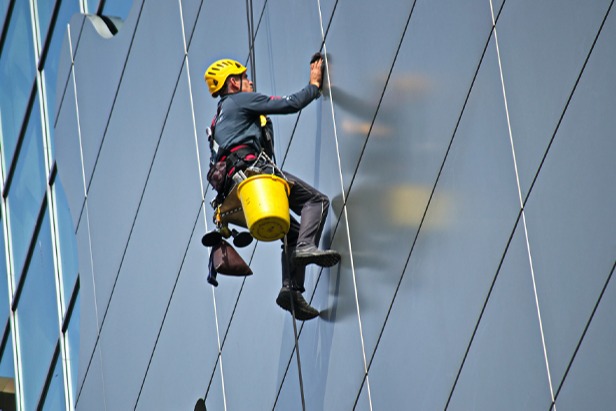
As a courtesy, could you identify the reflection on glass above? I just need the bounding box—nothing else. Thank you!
[35,0,58,50]
[0,330,17,411]
[102,0,134,20]
[0,0,9,35]
[52,180,78,313]
[7,95,47,284]
[16,211,59,410]
[43,0,81,158]
[86,0,99,14]
[40,355,67,411]
[65,292,79,404]
[0,0,36,170]
[0,219,8,330]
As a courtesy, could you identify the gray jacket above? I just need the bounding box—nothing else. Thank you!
[212,84,320,162]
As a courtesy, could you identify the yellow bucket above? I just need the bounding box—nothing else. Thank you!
[237,174,291,241]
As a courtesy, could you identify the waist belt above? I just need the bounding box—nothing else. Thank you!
[221,145,258,176]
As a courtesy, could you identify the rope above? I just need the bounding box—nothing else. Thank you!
[245,0,257,90]
[283,234,307,410]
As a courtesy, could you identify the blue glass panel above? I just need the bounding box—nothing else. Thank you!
[95,62,206,410]
[102,0,135,20]
[204,362,225,411]
[86,0,99,14]
[367,35,521,409]
[555,271,616,410]
[134,210,220,410]
[0,0,36,170]
[0,219,8,330]
[53,72,85,231]
[221,241,297,410]
[16,210,59,411]
[523,4,616,391]
[296,211,366,410]
[252,0,326,159]
[179,0,201,44]
[40,356,67,411]
[66,291,80,402]
[74,345,104,411]
[311,0,495,376]
[74,221,97,394]
[43,0,81,160]
[273,350,302,410]
[311,0,417,196]
[7,95,47,284]
[53,179,78,312]
[36,0,58,49]
[0,330,17,410]
[53,13,86,129]
[447,224,552,408]
[496,0,612,199]
[79,0,185,315]
[354,381,371,411]
[0,0,9,34]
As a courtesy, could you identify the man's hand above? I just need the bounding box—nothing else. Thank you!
[309,53,324,90]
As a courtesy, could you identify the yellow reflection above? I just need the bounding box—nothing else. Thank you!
[386,184,450,229]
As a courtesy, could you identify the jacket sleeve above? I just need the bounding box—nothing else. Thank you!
[239,84,321,115]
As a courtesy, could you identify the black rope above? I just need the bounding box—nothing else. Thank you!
[283,235,307,410]
[245,0,257,91]
[242,0,305,406]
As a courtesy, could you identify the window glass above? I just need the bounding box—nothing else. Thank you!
[102,0,133,20]
[52,179,78,313]
[35,0,58,50]
[42,0,81,158]
[65,291,79,403]
[40,355,67,411]
[0,0,9,36]
[0,219,8,331]
[7,95,47,285]
[16,210,59,410]
[0,331,17,411]
[0,0,36,171]
[86,0,99,14]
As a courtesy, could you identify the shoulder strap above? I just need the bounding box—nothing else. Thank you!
[208,102,223,162]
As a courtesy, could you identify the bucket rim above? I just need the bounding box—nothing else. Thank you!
[237,173,290,195]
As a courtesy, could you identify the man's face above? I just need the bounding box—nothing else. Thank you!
[239,72,253,92]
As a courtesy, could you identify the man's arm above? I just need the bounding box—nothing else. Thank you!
[238,54,324,115]
[238,84,321,115]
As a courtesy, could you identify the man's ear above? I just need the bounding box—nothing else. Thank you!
[227,76,239,92]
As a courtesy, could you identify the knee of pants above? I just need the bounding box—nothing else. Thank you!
[311,193,329,209]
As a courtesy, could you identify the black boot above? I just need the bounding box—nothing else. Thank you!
[276,287,319,321]
[293,244,341,268]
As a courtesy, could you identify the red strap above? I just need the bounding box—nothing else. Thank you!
[230,144,249,153]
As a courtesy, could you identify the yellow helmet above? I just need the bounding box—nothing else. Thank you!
[204,59,247,97]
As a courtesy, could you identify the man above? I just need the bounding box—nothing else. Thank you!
[204,55,340,321]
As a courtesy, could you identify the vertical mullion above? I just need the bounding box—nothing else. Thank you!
[48,176,74,411]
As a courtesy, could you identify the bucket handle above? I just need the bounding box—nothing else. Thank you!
[247,151,287,181]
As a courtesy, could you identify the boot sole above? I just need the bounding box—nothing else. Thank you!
[293,251,341,268]
[276,290,319,321]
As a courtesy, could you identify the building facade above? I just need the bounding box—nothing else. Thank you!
[50,0,616,410]
[0,1,130,410]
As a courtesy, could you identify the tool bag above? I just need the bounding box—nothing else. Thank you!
[207,239,253,287]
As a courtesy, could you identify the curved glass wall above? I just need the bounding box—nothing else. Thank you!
[0,0,82,409]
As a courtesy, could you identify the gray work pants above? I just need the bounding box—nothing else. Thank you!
[280,170,330,292]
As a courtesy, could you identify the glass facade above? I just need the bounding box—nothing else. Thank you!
[0,0,114,409]
[41,0,616,410]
